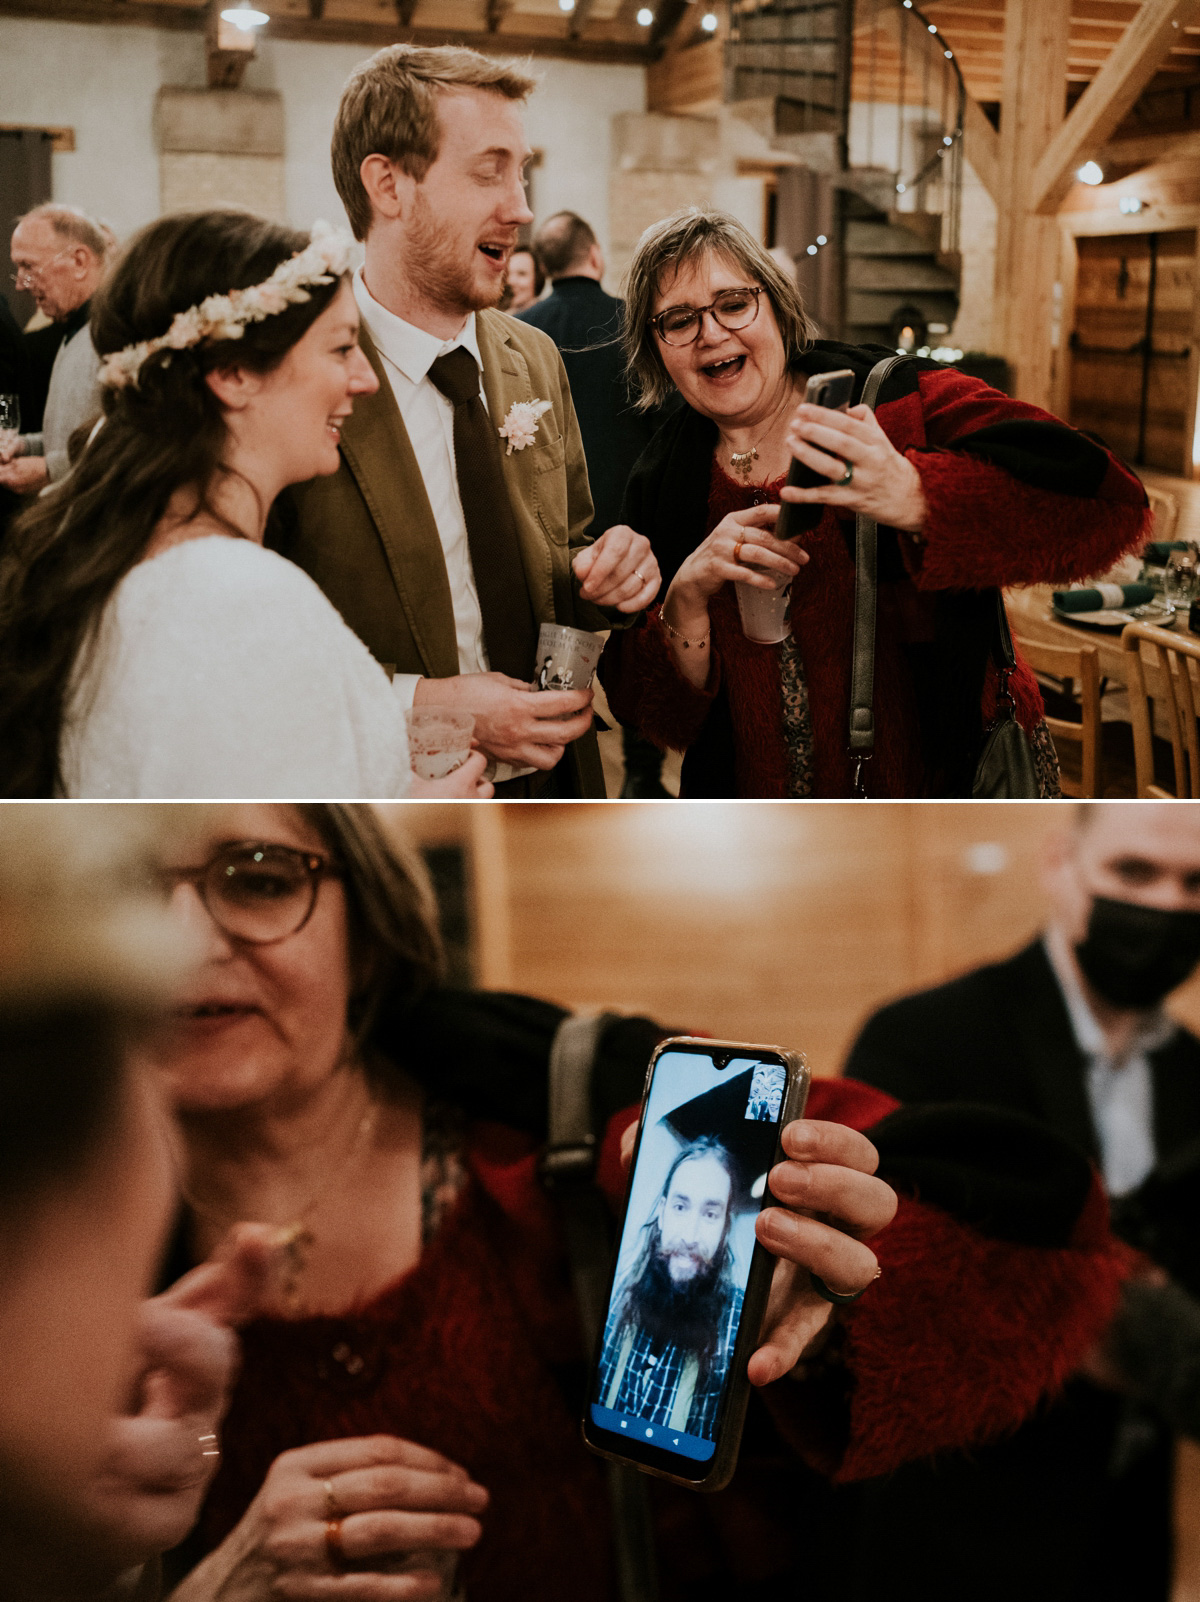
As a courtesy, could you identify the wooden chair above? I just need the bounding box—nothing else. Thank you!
[1120,621,1200,797]
[1145,486,1180,546]
[1014,634,1102,797]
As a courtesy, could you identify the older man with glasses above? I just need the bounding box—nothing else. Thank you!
[0,204,108,495]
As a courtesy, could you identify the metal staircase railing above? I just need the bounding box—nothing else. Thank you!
[849,0,966,256]
[725,0,852,153]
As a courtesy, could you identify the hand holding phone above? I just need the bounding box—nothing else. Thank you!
[586,1040,897,1492]
[776,368,855,541]
[749,1117,897,1386]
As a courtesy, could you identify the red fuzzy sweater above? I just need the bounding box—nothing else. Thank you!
[601,366,1151,797]
[193,1078,1128,1602]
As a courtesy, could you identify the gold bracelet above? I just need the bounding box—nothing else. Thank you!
[660,614,709,651]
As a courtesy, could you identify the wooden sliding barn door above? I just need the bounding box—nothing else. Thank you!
[1069,229,1196,473]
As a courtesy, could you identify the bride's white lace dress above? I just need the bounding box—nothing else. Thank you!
[60,536,413,798]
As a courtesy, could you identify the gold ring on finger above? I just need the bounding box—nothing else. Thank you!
[839,461,854,486]
[322,1479,340,1520]
[633,568,646,584]
[325,1518,347,1572]
[733,536,745,563]
[809,1264,880,1305]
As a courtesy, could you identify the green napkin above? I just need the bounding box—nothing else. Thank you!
[1053,583,1155,613]
[1143,541,1189,564]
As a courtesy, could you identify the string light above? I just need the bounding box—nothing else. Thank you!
[636,6,652,20]
[700,10,718,27]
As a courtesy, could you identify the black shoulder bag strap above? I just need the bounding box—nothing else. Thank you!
[848,354,910,796]
[540,1013,661,1602]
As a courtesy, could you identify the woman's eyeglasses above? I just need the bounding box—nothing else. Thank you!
[156,842,342,946]
[649,286,763,347]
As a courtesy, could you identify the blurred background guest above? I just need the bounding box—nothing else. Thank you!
[846,802,1200,1602]
[0,294,24,541]
[503,242,543,314]
[518,210,673,797]
[0,204,107,494]
[0,805,239,1602]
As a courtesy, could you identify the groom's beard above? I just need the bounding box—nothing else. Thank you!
[625,1239,732,1387]
[403,190,506,318]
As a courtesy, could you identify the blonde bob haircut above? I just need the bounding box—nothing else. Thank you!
[623,208,819,411]
[332,44,537,241]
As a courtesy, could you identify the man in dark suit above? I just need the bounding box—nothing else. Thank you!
[518,212,671,797]
[845,802,1200,1602]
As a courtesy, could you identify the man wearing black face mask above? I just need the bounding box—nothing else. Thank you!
[841,802,1200,1602]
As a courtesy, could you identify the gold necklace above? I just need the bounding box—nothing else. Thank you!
[725,383,797,481]
[181,1098,379,1314]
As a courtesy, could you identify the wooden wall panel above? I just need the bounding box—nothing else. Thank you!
[387,800,1200,1073]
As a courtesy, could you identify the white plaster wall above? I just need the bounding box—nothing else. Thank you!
[0,16,645,266]
[0,18,163,237]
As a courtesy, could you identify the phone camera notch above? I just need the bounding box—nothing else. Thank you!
[712,1052,733,1070]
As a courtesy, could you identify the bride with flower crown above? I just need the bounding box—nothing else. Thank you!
[0,209,491,799]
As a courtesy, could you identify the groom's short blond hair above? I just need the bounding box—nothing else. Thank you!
[332,44,537,240]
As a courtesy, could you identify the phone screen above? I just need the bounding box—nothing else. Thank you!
[585,1042,791,1481]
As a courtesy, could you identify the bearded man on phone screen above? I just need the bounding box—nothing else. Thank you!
[596,1138,742,1441]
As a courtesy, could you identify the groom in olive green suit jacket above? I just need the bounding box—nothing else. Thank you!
[271,44,659,798]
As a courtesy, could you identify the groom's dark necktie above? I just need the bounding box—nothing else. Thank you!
[427,346,538,683]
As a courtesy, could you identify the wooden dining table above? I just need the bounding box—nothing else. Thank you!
[1005,583,1200,687]
[1005,582,1200,786]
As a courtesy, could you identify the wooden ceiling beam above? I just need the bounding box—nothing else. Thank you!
[649,0,689,49]
[0,0,654,54]
[567,0,595,40]
[204,0,254,87]
[1030,0,1200,212]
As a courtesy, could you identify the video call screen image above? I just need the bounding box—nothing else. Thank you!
[590,1050,787,1462]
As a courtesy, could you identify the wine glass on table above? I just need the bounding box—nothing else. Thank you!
[0,393,20,464]
[1162,546,1200,617]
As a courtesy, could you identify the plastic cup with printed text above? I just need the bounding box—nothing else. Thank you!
[405,708,475,780]
[533,622,604,695]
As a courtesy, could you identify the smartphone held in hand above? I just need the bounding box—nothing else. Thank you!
[776,368,856,541]
[582,1036,809,1493]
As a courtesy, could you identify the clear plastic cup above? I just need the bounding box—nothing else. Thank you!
[405,708,475,780]
[735,568,795,644]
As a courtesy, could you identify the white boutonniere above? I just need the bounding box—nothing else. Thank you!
[498,398,552,455]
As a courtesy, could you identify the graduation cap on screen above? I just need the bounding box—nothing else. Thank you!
[660,1068,779,1207]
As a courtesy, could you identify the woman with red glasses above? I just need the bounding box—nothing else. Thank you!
[599,208,1150,798]
[152,803,1130,1602]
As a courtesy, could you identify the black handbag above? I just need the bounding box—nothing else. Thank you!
[971,596,1040,798]
[849,355,1039,799]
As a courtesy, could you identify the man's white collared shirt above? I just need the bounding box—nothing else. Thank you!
[1044,928,1174,1196]
[352,269,490,706]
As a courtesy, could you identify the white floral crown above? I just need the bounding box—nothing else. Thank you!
[98,220,356,390]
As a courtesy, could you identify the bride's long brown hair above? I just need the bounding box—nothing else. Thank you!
[0,209,345,797]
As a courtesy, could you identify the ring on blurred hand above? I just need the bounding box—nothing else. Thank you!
[838,461,854,486]
[810,1265,880,1305]
[733,536,745,563]
[633,568,646,585]
[325,1518,347,1572]
[322,1479,340,1520]
[199,1433,219,1460]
